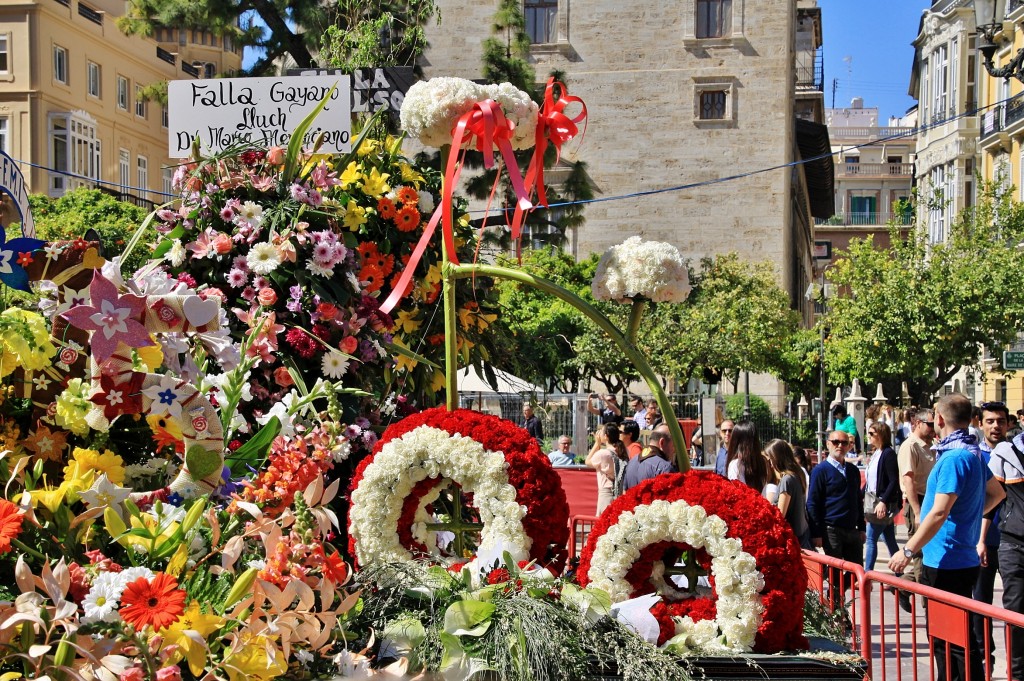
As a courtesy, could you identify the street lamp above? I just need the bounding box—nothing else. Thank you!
[974,0,1024,83]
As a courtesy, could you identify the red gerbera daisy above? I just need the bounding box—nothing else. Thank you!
[377,196,397,220]
[396,185,419,205]
[119,573,186,631]
[394,205,420,232]
[359,263,385,293]
[0,499,24,555]
[323,550,350,585]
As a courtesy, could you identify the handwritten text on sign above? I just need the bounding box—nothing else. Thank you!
[167,75,352,157]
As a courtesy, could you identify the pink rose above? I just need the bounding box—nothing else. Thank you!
[212,233,233,255]
[266,146,286,165]
[339,336,359,355]
[257,287,277,307]
[155,666,182,681]
[273,366,294,388]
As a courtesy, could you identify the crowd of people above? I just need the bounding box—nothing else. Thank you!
[525,392,1024,681]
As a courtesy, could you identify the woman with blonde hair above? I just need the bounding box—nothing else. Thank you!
[585,423,629,514]
[763,438,811,549]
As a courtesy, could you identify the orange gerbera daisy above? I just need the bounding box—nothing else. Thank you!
[389,270,415,297]
[358,263,385,293]
[0,499,24,555]
[394,205,421,232]
[323,549,350,586]
[396,185,419,205]
[377,196,396,220]
[119,573,187,630]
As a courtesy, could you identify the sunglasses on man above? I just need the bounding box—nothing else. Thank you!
[828,439,851,446]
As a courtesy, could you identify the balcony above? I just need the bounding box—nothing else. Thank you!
[156,47,176,65]
[77,2,102,24]
[828,126,915,141]
[181,62,199,77]
[815,211,914,227]
[795,47,824,92]
[837,162,914,178]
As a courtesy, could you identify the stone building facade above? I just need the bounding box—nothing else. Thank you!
[419,0,833,325]
[0,0,241,206]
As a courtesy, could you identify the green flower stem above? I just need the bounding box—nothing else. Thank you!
[12,538,46,562]
[440,144,459,411]
[626,298,646,345]
[450,263,689,472]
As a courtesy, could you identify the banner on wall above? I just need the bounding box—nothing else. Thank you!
[167,74,352,157]
[0,151,35,238]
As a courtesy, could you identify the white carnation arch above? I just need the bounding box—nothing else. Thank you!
[586,499,765,653]
[349,425,530,567]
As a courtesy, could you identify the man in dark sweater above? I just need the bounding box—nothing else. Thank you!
[807,429,865,564]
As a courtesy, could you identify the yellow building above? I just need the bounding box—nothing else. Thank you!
[975,0,1024,409]
[0,0,241,207]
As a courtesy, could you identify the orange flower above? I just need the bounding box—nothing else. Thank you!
[323,550,349,586]
[396,186,419,205]
[377,196,396,220]
[357,242,395,276]
[119,573,187,631]
[389,270,415,297]
[0,499,24,555]
[358,263,385,293]
[394,205,420,232]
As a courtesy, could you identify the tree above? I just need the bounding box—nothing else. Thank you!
[823,181,1024,403]
[118,0,438,75]
[491,250,802,393]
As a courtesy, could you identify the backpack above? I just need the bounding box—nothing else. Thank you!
[613,456,627,498]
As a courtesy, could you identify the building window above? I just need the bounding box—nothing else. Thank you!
[699,90,727,119]
[119,149,130,194]
[87,62,101,98]
[53,45,68,84]
[525,0,558,43]
[696,0,731,39]
[950,37,959,116]
[928,164,946,244]
[162,166,173,195]
[0,118,8,154]
[224,33,233,52]
[117,76,128,110]
[161,106,168,129]
[931,43,947,123]
[137,155,148,200]
[204,63,216,79]
[135,85,147,118]
[0,36,9,74]
[48,112,100,196]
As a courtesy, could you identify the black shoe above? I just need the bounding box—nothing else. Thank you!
[898,591,913,613]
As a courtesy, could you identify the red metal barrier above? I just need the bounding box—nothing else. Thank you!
[800,550,872,676]
[568,515,599,560]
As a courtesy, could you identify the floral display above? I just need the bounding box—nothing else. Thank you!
[592,235,692,303]
[349,406,570,572]
[577,471,807,654]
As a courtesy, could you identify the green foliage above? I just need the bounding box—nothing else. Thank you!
[823,181,1024,403]
[481,0,535,91]
[491,250,802,394]
[777,327,824,402]
[28,189,156,274]
[319,0,438,72]
[724,394,772,421]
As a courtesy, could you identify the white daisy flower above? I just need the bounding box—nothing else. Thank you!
[321,352,350,379]
[246,242,281,275]
[82,581,121,623]
[233,201,264,229]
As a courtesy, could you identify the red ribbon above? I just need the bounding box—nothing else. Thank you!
[381,99,534,314]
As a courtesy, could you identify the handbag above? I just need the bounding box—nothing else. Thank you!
[864,488,896,526]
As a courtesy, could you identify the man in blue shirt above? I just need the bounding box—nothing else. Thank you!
[622,425,677,491]
[807,429,864,563]
[714,420,734,477]
[548,436,577,467]
[889,394,1005,681]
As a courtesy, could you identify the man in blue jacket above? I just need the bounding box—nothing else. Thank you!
[888,394,1005,681]
[807,429,865,563]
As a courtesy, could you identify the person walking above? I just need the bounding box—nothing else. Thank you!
[888,394,1005,681]
[585,423,628,515]
[521,404,543,445]
[863,422,901,570]
[764,439,811,549]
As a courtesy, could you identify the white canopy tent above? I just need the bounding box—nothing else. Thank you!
[456,366,544,394]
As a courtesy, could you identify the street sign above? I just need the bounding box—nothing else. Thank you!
[1004,351,1024,370]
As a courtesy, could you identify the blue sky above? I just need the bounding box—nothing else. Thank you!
[820,0,931,121]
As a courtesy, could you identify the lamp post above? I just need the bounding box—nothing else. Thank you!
[974,0,1024,83]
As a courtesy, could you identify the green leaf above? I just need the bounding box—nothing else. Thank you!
[382,617,426,653]
[226,416,281,475]
[283,84,338,180]
[442,599,495,637]
[384,339,441,370]
[121,202,166,273]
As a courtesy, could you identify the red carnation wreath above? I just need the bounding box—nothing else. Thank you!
[577,471,806,653]
[348,407,569,571]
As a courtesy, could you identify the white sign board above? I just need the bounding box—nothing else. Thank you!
[167,75,352,157]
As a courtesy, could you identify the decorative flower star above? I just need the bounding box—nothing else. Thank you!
[22,423,68,462]
[54,285,91,317]
[78,473,132,510]
[43,243,63,261]
[61,272,153,362]
[90,372,145,421]
[0,226,44,291]
[141,373,185,420]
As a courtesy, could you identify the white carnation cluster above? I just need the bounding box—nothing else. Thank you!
[592,236,692,304]
[400,77,539,151]
[585,499,764,654]
[349,426,530,566]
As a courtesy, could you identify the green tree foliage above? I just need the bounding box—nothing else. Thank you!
[823,181,1024,403]
[28,189,156,274]
[491,250,801,393]
[118,0,438,75]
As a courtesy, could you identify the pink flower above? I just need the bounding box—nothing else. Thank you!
[266,146,285,164]
[119,668,146,681]
[155,666,182,681]
[273,366,294,388]
[212,233,233,255]
[61,272,154,362]
[226,268,248,288]
[257,287,277,307]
